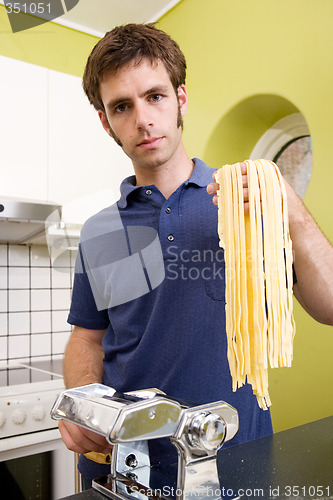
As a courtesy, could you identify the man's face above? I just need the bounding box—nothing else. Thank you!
[98,59,187,171]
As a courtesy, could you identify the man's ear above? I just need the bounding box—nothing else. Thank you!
[177,84,188,117]
[98,110,112,136]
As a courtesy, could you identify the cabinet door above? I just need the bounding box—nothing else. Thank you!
[0,56,48,200]
[48,70,133,206]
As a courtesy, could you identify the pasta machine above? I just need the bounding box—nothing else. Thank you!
[51,384,239,500]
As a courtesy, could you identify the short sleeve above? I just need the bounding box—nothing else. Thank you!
[67,245,110,330]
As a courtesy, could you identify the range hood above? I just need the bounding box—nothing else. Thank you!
[0,198,63,245]
[0,190,116,248]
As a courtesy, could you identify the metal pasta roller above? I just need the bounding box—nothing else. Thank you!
[51,384,239,500]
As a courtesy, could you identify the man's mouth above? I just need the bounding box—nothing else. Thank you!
[137,137,164,149]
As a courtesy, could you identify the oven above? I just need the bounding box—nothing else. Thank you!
[0,359,76,499]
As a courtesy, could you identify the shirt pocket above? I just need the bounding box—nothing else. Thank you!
[204,262,226,301]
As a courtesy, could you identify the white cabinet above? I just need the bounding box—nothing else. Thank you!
[0,56,133,207]
[48,70,133,206]
[0,56,48,200]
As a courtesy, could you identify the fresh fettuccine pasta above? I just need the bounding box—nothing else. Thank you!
[217,159,295,410]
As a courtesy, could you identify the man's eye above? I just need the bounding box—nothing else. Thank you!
[150,94,162,102]
[115,104,127,113]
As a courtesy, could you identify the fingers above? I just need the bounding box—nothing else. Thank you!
[207,182,219,195]
[206,176,220,206]
[58,421,87,454]
[58,420,112,455]
[239,162,247,176]
[207,164,248,208]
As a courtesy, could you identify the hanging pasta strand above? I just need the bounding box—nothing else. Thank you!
[217,159,296,410]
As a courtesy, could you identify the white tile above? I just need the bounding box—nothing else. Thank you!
[30,355,52,363]
[52,310,70,332]
[0,313,7,336]
[0,337,7,360]
[52,331,70,354]
[0,267,7,289]
[8,312,30,335]
[8,335,30,359]
[70,249,78,267]
[9,357,30,364]
[0,290,7,313]
[30,246,51,267]
[31,311,51,333]
[31,289,51,311]
[70,268,75,288]
[51,248,71,268]
[8,245,29,266]
[31,333,51,356]
[0,245,7,266]
[51,354,64,363]
[8,267,30,289]
[52,289,71,310]
[8,290,30,312]
[31,267,51,288]
[51,268,71,288]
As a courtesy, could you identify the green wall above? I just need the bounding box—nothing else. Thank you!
[0,5,98,75]
[159,0,333,432]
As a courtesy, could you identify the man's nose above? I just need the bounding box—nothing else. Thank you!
[134,102,153,130]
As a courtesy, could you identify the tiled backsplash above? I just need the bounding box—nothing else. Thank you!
[0,244,76,363]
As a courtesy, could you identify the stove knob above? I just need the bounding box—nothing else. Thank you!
[12,408,27,425]
[0,412,6,428]
[32,405,45,422]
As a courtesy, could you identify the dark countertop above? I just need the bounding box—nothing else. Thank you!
[219,415,333,499]
[61,416,333,500]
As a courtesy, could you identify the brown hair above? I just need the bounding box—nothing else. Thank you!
[82,23,187,112]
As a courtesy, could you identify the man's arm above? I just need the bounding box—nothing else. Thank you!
[58,326,112,455]
[284,181,333,325]
[63,325,105,388]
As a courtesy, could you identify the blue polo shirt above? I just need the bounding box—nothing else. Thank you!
[68,158,272,480]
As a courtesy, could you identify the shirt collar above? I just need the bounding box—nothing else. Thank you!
[117,158,213,208]
[118,174,138,208]
[187,158,214,187]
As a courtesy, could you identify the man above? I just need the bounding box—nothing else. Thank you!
[59,23,333,486]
